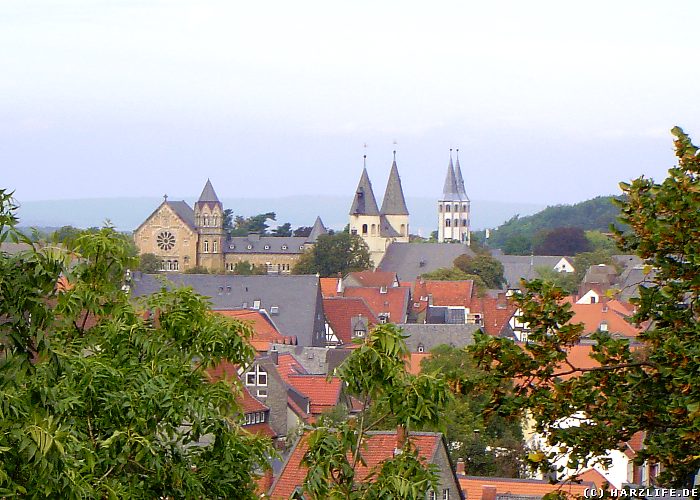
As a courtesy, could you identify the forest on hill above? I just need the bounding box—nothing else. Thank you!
[485,195,623,255]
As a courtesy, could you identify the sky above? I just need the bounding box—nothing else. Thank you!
[3,0,700,206]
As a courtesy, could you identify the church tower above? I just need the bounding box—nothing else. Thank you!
[438,150,470,245]
[380,151,410,241]
[194,179,225,271]
[349,157,383,257]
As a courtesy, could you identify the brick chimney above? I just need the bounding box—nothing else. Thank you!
[456,458,465,475]
[482,485,497,500]
[394,425,406,455]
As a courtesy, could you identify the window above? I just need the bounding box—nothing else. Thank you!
[203,240,209,252]
[362,224,368,235]
[257,368,267,386]
[257,389,267,398]
[229,244,235,250]
[599,321,608,332]
[247,244,253,250]
[417,343,425,353]
[351,229,357,235]
[353,328,366,338]
[264,245,270,250]
[156,231,176,251]
[400,224,406,236]
[462,219,467,227]
[438,204,442,212]
[445,204,451,212]
[253,300,261,309]
[453,219,459,227]
[282,244,288,250]
[299,245,305,250]
[463,204,467,211]
[246,372,255,385]
[445,219,451,227]
[371,224,376,235]
[443,489,450,500]
[428,490,436,500]
[213,240,218,253]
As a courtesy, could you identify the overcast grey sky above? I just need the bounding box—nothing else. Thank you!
[3,0,700,205]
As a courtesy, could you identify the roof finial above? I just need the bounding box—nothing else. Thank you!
[363,154,367,168]
[449,148,453,160]
[456,148,460,160]
[163,193,168,202]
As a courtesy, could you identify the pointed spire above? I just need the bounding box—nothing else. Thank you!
[380,152,409,215]
[442,150,461,201]
[349,159,380,216]
[307,216,328,242]
[454,149,469,201]
[198,179,220,203]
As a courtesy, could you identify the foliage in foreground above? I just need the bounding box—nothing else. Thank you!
[470,127,700,487]
[293,232,372,277]
[0,191,271,498]
[301,324,451,499]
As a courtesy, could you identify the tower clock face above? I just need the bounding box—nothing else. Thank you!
[156,231,176,251]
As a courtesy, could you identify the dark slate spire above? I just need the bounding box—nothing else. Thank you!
[198,179,220,203]
[349,158,380,216]
[380,151,409,215]
[307,216,328,242]
[454,149,469,201]
[442,150,461,201]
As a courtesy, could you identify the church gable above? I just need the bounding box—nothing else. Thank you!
[134,201,198,270]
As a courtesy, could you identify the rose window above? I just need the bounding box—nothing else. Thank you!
[157,231,176,251]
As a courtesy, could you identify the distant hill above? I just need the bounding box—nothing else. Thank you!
[15,196,544,235]
[487,195,623,254]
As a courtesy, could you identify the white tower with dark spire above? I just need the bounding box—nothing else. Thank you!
[438,150,470,245]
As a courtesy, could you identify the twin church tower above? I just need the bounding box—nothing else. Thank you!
[350,150,470,264]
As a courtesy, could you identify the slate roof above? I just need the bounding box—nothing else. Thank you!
[379,214,402,237]
[399,323,479,352]
[442,155,462,202]
[458,475,594,500]
[223,235,310,254]
[378,242,476,282]
[270,345,334,374]
[166,201,196,229]
[197,179,220,203]
[307,216,328,242]
[493,255,570,288]
[342,286,410,324]
[454,152,469,201]
[269,431,443,499]
[323,297,378,345]
[380,156,409,215]
[129,273,326,346]
[349,167,380,216]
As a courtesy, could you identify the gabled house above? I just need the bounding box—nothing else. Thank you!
[323,296,379,346]
[378,242,476,282]
[216,309,296,353]
[343,270,400,289]
[493,254,575,290]
[457,474,595,499]
[269,430,462,499]
[341,286,410,324]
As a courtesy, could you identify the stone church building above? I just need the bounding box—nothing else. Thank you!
[438,150,471,244]
[349,153,410,265]
[134,180,327,273]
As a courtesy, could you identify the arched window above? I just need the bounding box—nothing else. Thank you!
[213,241,218,253]
[463,219,468,227]
[173,260,179,271]
[203,215,209,227]
[445,219,451,227]
[445,204,451,212]
[400,224,406,236]
[203,240,209,252]
[371,224,376,236]
[362,224,368,235]
[463,204,467,212]
[454,219,459,227]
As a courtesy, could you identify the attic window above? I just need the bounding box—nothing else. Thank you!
[247,244,253,250]
[299,245,305,250]
[229,244,235,250]
[270,306,279,315]
[253,300,261,309]
[417,343,425,353]
[599,321,608,332]
[380,286,387,294]
[282,245,288,250]
[353,327,366,338]
[264,245,270,250]
[226,286,232,294]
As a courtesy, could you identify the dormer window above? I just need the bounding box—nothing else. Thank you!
[599,321,608,332]
[247,244,253,250]
[264,244,270,250]
[282,245,288,250]
[380,286,387,294]
[417,343,425,353]
[229,244,235,250]
[299,245,305,250]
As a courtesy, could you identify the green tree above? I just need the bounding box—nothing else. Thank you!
[469,128,700,487]
[0,192,271,497]
[183,265,210,274]
[584,230,619,254]
[533,226,592,256]
[502,234,532,255]
[293,226,312,237]
[229,212,277,236]
[223,208,234,235]
[138,252,161,273]
[534,265,579,295]
[420,346,525,478]
[293,232,372,277]
[271,222,292,237]
[230,260,267,275]
[454,254,505,289]
[301,324,451,498]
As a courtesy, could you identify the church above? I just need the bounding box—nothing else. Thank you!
[349,152,410,265]
[438,149,471,245]
[134,180,327,273]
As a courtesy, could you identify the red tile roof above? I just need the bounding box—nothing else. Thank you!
[577,468,610,489]
[287,375,342,414]
[342,286,410,324]
[323,297,378,345]
[269,431,442,499]
[478,295,518,336]
[413,280,475,309]
[274,353,309,384]
[568,300,643,338]
[345,270,398,288]
[216,310,289,352]
[458,475,594,499]
[243,422,276,438]
[320,277,341,298]
[407,352,431,375]
[240,385,269,413]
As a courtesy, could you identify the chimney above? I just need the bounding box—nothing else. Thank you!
[482,485,497,500]
[336,273,344,295]
[456,458,465,475]
[395,425,406,451]
[269,349,279,365]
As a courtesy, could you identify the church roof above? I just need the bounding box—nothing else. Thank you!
[442,154,462,202]
[307,216,328,242]
[454,152,469,202]
[197,179,220,204]
[380,154,409,215]
[379,215,401,237]
[349,166,380,216]
[167,200,196,229]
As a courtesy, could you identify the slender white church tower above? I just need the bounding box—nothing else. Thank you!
[437,149,470,245]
